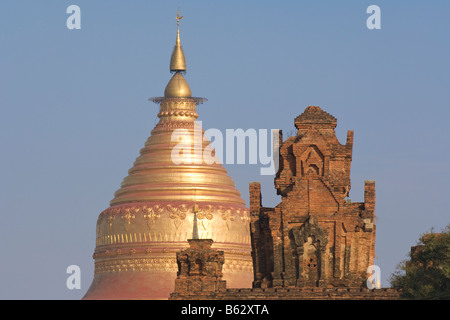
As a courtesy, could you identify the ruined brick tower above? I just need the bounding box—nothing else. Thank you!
[170,238,227,299]
[250,106,376,288]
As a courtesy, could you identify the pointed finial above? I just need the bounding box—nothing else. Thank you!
[170,10,186,73]
[192,206,199,240]
[176,9,183,27]
[192,191,199,240]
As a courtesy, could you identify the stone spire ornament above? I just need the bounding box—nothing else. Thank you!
[192,192,199,240]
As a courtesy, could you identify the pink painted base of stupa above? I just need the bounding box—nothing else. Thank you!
[83,270,253,300]
[83,271,177,300]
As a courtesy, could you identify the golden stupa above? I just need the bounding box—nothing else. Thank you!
[83,11,253,300]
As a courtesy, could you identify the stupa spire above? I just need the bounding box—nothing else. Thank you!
[170,10,187,73]
[164,10,191,98]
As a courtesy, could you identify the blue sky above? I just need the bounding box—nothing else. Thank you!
[0,1,449,299]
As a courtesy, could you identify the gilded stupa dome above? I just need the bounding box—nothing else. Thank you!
[83,11,253,300]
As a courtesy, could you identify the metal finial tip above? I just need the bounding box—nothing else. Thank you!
[176,9,183,26]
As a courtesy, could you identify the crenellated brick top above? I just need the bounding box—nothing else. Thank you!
[294,106,337,129]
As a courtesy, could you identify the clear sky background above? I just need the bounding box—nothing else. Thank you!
[0,0,449,299]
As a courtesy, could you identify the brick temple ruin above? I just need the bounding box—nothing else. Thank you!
[170,106,400,300]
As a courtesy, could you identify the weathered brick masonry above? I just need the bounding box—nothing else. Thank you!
[170,106,400,300]
[251,106,376,289]
[170,286,400,300]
